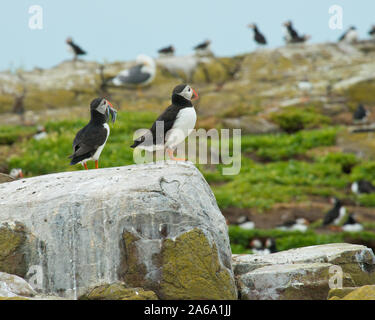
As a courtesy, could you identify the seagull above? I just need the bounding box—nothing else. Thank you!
[66,37,86,61]
[247,23,267,46]
[131,84,198,161]
[339,26,359,43]
[112,54,156,96]
[69,98,117,170]
[158,45,175,57]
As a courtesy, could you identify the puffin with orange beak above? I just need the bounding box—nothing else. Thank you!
[131,84,198,161]
[69,98,117,169]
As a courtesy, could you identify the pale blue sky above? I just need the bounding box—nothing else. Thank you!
[0,0,372,71]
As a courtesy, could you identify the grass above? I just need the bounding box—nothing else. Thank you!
[229,226,375,254]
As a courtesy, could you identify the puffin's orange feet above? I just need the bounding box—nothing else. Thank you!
[95,160,99,169]
[84,163,88,170]
[167,149,185,161]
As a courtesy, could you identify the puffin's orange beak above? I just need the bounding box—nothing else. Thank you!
[192,88,199,100]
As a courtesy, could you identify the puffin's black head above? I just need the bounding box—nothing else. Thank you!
[90,98,117,123]
[172,84,199,105]
[330,197,342,207]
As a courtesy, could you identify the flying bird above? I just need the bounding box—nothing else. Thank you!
[131,84,198,161]
[69,98,117,170]
[66,37,87,61]
[248,23,267,46]
[158,45,175,57]
[339,26,358,43]
[112,54,156,96]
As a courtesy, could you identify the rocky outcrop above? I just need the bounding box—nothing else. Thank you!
[0,161,237,300]
[0,272,36,298]
[233,243,375,300]
[329,285,375,300]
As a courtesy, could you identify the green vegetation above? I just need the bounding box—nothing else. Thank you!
[229,226,375,254]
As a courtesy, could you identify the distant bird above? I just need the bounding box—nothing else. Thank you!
[339,26,358,43]
[323,198,346,228]
[369,25,375,38]
[131,84,198,161]
[33,125,48,141]
[9,168,24,179]
[283,21,310,44]
[66,37,86,61]
[342,214,363,232]
[250,238,277,255]
[69,98,117,170]
[353,104,369,123]
[351,180,375,194]
[247,23,267,46]
[237,216,255,230]
[112,54,156,96]
[193,40,212,56]
[158,45,175,57]
[277,218,309,232]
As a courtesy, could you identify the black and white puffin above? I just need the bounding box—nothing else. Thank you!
[9,168,24,179]
[193,40,212,56]
[353,104,369,123]
[265,238,277,254]
[158,45,175,57]
[277,218,309,232]
[342,214,363,232]
[323,198,346,227]
[236,216,255,230]
[338,26,358,43]
[283,21,310,44]
[66,37,87,61]
[131,84,198,161]
[247,23,267,45]
[69,98,117,169]
[369,25,375,38]
[351,180,375,194]
[250,238,277,255]
[112,54,156,95]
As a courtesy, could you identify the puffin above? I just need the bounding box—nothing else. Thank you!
[342,214,363,232]
[193,40,212,56]
[283,21,310,44]
[69,98,117,170]
[338,26,358,43]
[323,198,346,228]
[250,238,277,255]
[353,104,369,123]
[277,218,309,232]
[369,25,375,38]
[9,168,24,179]
[131,84,198,161]
[265,238,277,254]
[66,37,86,61]
[247,24,267,46]
[158,45,175,57]
[112,54,156,96]
[237,216,255,230]
[351,180,375,194]
[33,125,47,141]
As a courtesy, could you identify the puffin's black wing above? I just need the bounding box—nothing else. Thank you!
[255,32,267,44]
[338,31,348,42]
[323,208,339,226]
[194,42,208,50]
[69,124,107,164]
[158,46,173,54]
[288,26,299,39]
[117,64,151,85]
[131,104,183,148]
[70,42,86,55]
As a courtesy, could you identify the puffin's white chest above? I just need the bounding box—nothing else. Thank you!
[334,207,346,225]
[92,123,110,160]
[165,107,197,148]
